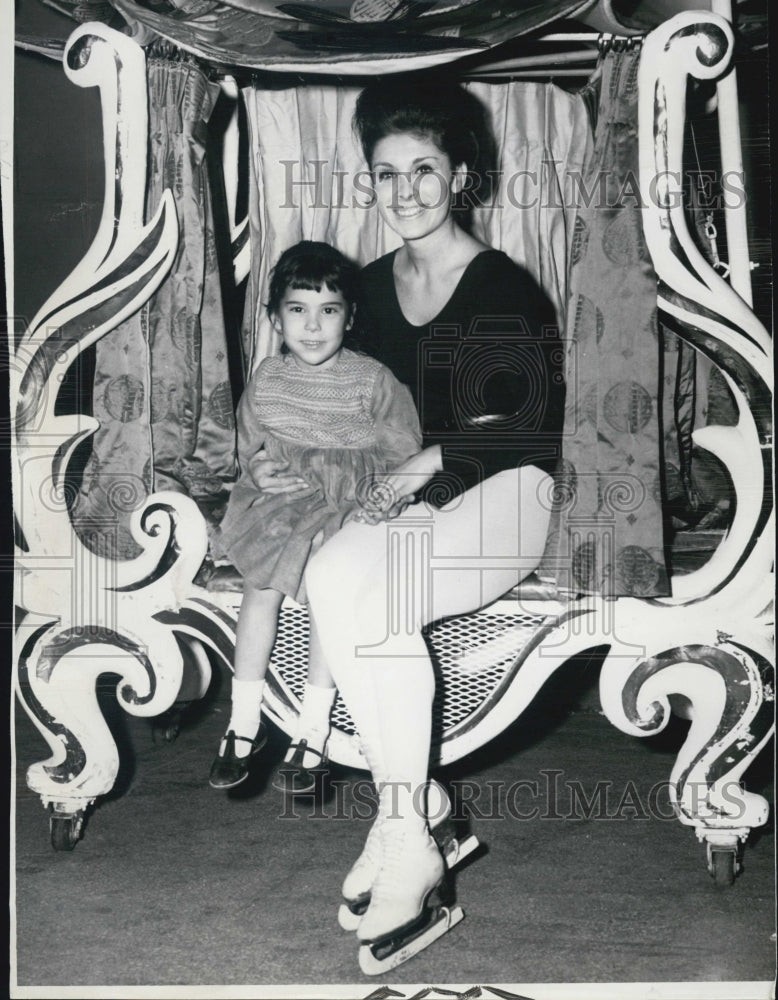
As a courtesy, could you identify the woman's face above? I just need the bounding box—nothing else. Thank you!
[370,131,465,242]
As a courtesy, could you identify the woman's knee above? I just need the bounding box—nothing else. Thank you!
[305,544,336,607]
[305,523,368,607]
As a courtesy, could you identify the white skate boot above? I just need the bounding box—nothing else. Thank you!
[356,824,463,975]
[337,778,478,931]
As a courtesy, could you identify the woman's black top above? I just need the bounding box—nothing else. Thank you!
[360,248,565,505]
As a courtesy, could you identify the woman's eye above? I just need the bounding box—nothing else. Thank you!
[416,164,434,174]
[376,171,395,183]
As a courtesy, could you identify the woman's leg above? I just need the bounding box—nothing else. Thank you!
[306,467,552,931]
[210,586,283,788]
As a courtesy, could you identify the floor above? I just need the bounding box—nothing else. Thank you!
[11,657,776,1000]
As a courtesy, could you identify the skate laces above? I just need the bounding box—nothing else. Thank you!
[343,812,384,897]
[372,825,440,901]
[356,815,383,869]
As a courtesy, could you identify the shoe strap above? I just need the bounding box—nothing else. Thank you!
[288,739,327,765]
[226,730,263,751]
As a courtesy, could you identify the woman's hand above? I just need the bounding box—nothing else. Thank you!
[343,494,415,527]
[345,447,440,526]
[374,446,442,504]
[248,449,310,494]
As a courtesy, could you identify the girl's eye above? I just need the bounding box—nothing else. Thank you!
[323,307,339,315]
[288,305,303,313]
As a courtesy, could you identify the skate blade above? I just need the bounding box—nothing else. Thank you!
[358,905,464,975]
[339,836,478,934]
[442,832,479,869]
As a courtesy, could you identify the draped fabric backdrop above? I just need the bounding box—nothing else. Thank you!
[538,48,670,596]
[73,56,236,557]
[240,85,397,371]
[240,80,590,369]
[241,63,669,595]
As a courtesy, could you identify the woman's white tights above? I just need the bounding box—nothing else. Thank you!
[305,466,553,836]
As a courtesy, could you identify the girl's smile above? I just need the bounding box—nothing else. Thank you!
[272,284,353,371]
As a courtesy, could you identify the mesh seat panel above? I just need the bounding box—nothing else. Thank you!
[270,605,548,739]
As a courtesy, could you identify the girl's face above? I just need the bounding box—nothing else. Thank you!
[271,284,353,371]
[370,131,466,243]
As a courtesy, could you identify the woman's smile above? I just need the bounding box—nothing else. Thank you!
[371,132,464,241]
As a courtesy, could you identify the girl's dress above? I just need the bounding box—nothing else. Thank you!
[216,348,421,601]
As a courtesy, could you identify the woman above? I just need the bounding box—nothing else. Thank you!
[267,77,564,948]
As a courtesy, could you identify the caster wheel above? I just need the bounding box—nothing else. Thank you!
[152,703,190,744]
[709,848,738,886]
[49,811,83,852]
[153,712,181,743]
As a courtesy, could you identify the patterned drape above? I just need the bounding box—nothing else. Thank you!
[539,48,670,597]
[73,56,236,557]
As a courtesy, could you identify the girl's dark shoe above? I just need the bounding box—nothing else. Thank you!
[208,726,267,789]
[271,739,328,795]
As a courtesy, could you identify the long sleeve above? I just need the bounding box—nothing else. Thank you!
[370,365,423,470]
[437,271,565,490]
[235,369,266,475]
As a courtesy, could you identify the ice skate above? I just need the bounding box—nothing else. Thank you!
[337,778,478,931]
[356,825,463,975]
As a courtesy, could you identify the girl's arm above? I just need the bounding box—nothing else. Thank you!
[350,368,432,522]
[370,366,423,468]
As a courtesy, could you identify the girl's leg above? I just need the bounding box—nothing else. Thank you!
[275,619,337,788]
[306,466,552,935]
[210,586,283,788]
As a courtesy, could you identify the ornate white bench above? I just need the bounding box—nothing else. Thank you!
[13,14,773,888]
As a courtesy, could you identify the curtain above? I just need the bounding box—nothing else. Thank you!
[539,48,670,597]
[240,81,588,368]
[73,56,236,557]
[468,81,591,324]
[240,85,400,372]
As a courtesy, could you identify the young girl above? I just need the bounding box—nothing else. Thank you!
[210,241,422,793]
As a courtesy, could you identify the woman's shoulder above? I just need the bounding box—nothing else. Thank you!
[472,248,532,282]
[361,249,396,286]
[469,249,551,307]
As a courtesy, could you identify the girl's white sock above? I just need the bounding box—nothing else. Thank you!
[285,682,336,765]
[224,677,265,758]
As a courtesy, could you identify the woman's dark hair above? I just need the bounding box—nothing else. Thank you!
[354,75,478,168]
[353,74,493,213]
[267,241,363,351]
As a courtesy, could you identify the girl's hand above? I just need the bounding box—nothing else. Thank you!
[248,450,310,494]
